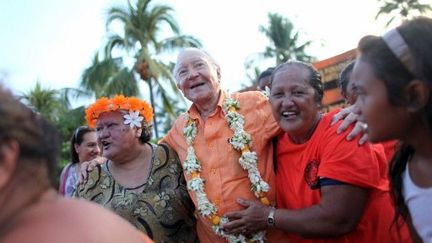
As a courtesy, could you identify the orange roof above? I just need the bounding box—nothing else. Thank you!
[313,49,357,70]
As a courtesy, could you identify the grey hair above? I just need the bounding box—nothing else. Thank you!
[173,48,221,83]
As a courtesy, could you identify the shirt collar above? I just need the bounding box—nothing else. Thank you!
[187,90,226,120]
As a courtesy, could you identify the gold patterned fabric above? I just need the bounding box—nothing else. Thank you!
[76,143,198,243]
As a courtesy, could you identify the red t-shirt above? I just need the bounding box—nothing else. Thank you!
[276,110,411,243]
[381,139,398,161]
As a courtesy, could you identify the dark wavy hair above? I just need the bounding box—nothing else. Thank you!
[70,126,95,164]
[270,60,323,105]
[257,67,275,88]
[357,17,432,226]
[0,86,60,187]
[138,123,153,144]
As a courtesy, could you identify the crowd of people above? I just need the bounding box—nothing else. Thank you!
[1,16,431,243]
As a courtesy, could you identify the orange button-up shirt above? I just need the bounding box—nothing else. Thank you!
[163,90,284,242]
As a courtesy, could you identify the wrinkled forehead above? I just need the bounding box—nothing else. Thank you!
[175,49,213,71]
[273,65,310,86]
[179,50,207,63]
[96,111,125,125]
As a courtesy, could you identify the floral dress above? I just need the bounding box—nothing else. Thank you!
[76,143,198,243]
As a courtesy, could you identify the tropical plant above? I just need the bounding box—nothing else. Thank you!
[80,53,139,98]
[102,0,201,139]
[243,55,263,87]
[19,81,67,123]
[376,0,432,27]
[259,13,314,64]
[19,82,87,172]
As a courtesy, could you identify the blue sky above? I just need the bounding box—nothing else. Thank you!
[2,0,428,107]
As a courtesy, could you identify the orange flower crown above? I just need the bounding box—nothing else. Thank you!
[85,95,153,128]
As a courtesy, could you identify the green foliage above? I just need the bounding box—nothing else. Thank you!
[81,0,201,139]
[243,55,266,87]
[20,82,86,175]
[81,54,139,97]
[259,13,315,64]
[20,81,66,123]
[376,0,432,26]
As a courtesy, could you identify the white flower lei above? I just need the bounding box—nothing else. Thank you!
[182,95,270,243]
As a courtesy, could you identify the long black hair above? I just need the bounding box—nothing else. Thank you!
[357,17,432,225]
[70,126,95,164]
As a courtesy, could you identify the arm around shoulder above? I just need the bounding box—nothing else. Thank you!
[273,184,368,237]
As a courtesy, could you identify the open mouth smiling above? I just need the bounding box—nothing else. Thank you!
[281,111,298,119]
[190,82,205,90]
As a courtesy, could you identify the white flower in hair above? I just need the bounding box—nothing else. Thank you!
[123,111,144,128]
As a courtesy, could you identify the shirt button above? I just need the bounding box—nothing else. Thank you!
[211,168,217,174]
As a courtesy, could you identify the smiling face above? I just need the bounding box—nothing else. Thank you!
[352,59,411,142]
[74,131,100,163]
[174,49,221,106]
[269,64,321,140]
[95,111,140,162]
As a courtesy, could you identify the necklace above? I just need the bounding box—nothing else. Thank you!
[183,95,270,243]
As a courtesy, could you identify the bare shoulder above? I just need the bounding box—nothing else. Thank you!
[1,198,151,243]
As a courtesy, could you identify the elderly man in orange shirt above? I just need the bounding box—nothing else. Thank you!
[163,48,284,242]
[163,48,368,243]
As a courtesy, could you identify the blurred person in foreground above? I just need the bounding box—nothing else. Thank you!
[352,17,432,242]
[0,86,151,243]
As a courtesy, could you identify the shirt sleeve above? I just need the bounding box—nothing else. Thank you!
[159,113,185,150]
[241,91,282,140]
[317,121,387,190]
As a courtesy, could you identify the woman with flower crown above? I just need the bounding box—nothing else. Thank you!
[75,95,198,243]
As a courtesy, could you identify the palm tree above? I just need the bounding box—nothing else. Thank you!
[20,82,90,170]
[260,13,314,64]
[20,81,67,123]
[243,55,263,87]
[376,0,432,27]
[80,53,139,98]
[104,0,201,139]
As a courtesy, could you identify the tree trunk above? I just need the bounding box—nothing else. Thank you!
[147,79,159,140]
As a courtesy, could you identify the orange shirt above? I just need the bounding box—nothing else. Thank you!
[276,110,411,243]
[163,91,284,242]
